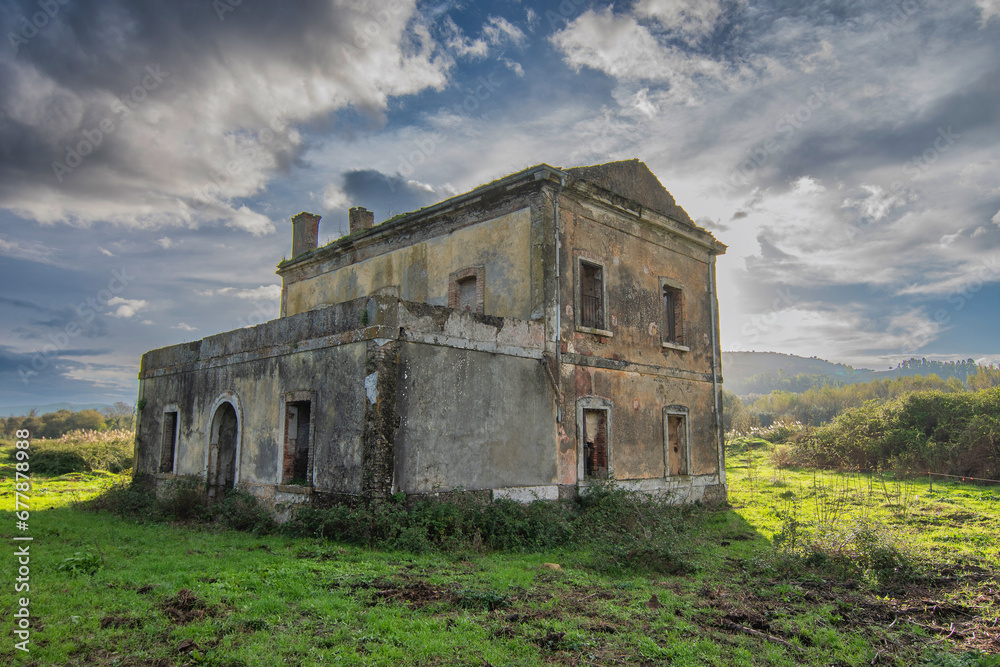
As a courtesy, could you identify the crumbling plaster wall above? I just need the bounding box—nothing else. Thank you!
[553,187,722,488]
[394,342,557,494]
[283,207,539,320]
[558,193,717,373]
[136,298,377,496]
[136,342,367,495]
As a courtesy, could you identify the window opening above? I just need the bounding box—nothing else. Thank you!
[583,408,608,478]
[663,285,683,345]
[160,411,178,473]
[580,261,603,329]
[283,400,312,484]
[666,414,688,476]
[457,276,477,312]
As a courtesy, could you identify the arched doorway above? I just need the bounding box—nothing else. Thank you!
[207,401,239,496]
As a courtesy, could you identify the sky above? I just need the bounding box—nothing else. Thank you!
[1,0,998,407]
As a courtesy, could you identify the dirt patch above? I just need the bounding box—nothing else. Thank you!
[100,616,143,629]
[372,581,458,608]
[695,573,1000,657]
[156,588,219,624]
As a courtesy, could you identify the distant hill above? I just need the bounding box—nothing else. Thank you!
[722,352,980,396]
[0,403,111,417]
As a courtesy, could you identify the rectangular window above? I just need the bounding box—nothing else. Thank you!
[665,413,688,477]
[283,400,312,484]
[660,279,686,348]
[457,276,477,312]
[448,266,485,314]
[663,286,683,343]
[583,408,608,479]
[160,411,178,474]
[579,261,604,330]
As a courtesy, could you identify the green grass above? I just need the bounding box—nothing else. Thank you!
[1,441,998,666]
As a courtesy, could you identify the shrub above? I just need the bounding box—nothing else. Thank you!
[212,490,277,534]
[158,477,208,521]
[86,477,159,518]
[790,388,1000,477]
[15,429,134,475]
[58,551,103,576]
[93,475,701,570]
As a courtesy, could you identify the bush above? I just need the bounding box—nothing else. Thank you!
[93,475,702,571]
[790,388,1000,477]
[87,477,159,518]
[158,477,208,521]
[15,429,134,475]
[213,490,277,534]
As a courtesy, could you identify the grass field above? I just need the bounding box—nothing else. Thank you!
[1,440,998,666]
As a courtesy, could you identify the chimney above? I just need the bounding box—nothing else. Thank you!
[290,212,321,259]
[349,206,375,234]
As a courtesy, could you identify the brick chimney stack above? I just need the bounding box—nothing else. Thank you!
[290,212,321,259]
[349,206,374,234]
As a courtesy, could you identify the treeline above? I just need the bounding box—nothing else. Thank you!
[727,366,1000,431]
[732,357,983,397]
[1,402,136,440]
[790,387,1000,479]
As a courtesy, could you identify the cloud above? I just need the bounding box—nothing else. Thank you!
[976,0,1000,25]
[442,16,488,58]
[198,285,280,301]
[98,246,115,257]
[105,297,147,318]
[155,237,174,249]
[0,236,58,265]
[841,184,913,224]
[634,0,727,42]
[0,296,48,312]
[993,210,1000,226]
[172,322,197,331]
[482,16,527,46]
[0,0,451,236]
[550,5,745,105]
[323,169,442,228]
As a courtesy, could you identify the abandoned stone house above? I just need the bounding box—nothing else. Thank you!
[134,159,728,513]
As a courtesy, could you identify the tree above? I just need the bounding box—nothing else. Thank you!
[67,410,105,432]
[101,401,136,430]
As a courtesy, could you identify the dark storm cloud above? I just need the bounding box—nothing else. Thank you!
[764,69,1000,188]
[0,0,450,233]
[341,169,440,218]
[0,295,46,311]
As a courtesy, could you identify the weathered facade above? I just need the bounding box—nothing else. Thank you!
[135,160,727,515]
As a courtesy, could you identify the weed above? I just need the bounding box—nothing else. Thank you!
[213,490,278,534]
[919,650,1000,667]
[159,477,208,520]
[57,550,102,576]
[456,588,510,611]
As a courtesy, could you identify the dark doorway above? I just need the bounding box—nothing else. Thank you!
[283,400,311,484]
[160,411,178,473]
[583,408,608,478]
[666,414,688,476]
[209,402,238,494]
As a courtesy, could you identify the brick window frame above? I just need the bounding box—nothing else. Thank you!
[159,404,179,474]
[448,266,485,314]
[659,277,689,351]
[663,405,690,477]
[575,256,612,336]
[280,390,316,486]
[576,396,613,482]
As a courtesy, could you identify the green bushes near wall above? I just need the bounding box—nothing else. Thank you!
[91,480,697,574]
